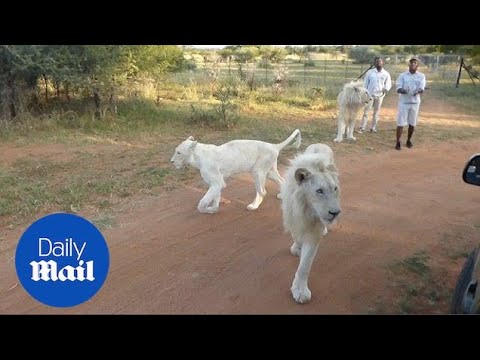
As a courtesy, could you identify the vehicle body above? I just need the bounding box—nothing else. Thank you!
[451,153,480,314]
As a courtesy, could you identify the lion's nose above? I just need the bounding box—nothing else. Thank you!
[329,210,341,218]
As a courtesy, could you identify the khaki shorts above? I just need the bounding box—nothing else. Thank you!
[396,102,420,126]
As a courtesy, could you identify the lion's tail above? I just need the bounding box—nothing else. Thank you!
[276,129,301,152]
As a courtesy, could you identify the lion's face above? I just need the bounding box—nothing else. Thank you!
[171,136,197,169]
[341,81,373,106]
[295,167,341,226]
[356,86,372,104]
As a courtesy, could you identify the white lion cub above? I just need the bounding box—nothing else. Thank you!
[171,129,301,214]
[280,143,341,304]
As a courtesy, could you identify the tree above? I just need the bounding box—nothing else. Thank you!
[348,46,376,64]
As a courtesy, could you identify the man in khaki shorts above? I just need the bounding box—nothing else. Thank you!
[395,56,426,150]
[358,56,392,133]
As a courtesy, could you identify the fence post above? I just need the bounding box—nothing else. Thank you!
[345,59,348,82]
[442,57,446,80]
[324,57,327,86]
[265,59,268,84]
[456,57,463,88]
[304,57,306,88]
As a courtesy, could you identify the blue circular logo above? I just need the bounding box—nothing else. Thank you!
[15,213,110,307]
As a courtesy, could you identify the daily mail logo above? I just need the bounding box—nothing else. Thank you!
[16,213,109,308]
[30,238,94,282]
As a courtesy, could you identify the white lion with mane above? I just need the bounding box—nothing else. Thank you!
[334,80,372,143]
[171,129,301,214]
[280,143,341,303]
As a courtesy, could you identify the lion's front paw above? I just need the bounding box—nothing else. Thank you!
[247,203,258,211]
[198,205,219,214]
[333,137,343,143]
[291,284,311,304]
[347,136,357,141]
[276,192,282,200]
[290,242,301,257]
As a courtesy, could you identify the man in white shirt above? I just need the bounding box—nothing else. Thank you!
[358,57,392,133]
[395,57,426,150]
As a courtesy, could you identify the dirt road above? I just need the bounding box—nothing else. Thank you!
[1,101,480,314]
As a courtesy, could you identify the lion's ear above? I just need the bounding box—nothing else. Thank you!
[295,168,311,184]
[326,163,339,174]
[189,141,198,149]
[187,136,195,141]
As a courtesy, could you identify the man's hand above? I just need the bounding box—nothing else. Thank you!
[397,88,408,94]
[412,89,424,96]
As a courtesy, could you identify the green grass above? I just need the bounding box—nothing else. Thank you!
[1,56,479,234]
[390,250,431,277]
[91,214,116,231]
[0,151,173,224]
[429,83,480,115]
[387,250,452,314]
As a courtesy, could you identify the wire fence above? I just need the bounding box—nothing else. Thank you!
[168,54,470,99]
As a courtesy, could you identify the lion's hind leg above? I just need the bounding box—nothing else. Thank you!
[247,168,268,211]
[268,162,284,199]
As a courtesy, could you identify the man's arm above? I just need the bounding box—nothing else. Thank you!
[413,74,427,96]
[396,73,407,94]
[384,71,392,92]
[363,70,370,89]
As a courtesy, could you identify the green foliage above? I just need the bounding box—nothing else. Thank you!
[0,45,187,121]
[348,46,376,64]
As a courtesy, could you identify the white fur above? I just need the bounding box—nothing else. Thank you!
[280,143,341,303]
[171,129,301,214]
[334,81,372,143]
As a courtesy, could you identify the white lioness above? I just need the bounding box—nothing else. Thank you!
[171,129,301,214]
[334,80,372,143]
[280,143,341,304]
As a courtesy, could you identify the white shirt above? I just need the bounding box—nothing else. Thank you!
[396,71,426,104]
[364,67,392,97]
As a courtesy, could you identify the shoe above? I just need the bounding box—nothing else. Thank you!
[356,128,364,134]
[406,140,413,148]
[395,142,401,150]
[370,129,377,133]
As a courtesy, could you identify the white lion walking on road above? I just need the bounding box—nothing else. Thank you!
[280,143,341,303]
[334,80,372,143]
[171,129,301,214]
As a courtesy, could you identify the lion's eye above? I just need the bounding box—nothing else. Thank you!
[316,188,323,195]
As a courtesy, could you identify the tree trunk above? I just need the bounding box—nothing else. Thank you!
[93,89,101,118]
[43,74,48,103]
[65,83,70,101]
[108,77,118,113]
[55,81,60,98]
[7,76,16,118]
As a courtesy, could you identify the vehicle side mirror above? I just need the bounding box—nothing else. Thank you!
[463,154,480,186]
